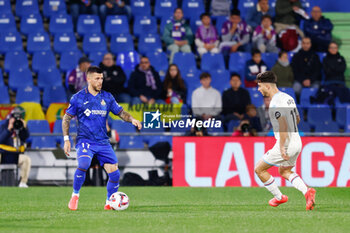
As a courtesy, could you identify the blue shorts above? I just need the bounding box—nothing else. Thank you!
[76,141,118,166]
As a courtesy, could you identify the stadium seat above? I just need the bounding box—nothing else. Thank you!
[27,119,54,146]
[116,51,140,73]
[336,107,347,129]
[300,88,317,108]
[314,121,339,133]
[27,32,51,54]
[0,0,12,14]
[247,87,263,107]
[53,32,78,54]
[9,68,33,91]
[37,68,62,89]
[110,33,134,55]
[43,0,67,19]
[238,0,257,17]
[287,51,295,61]
[53,119,76,144]
[307,105,332,128]
[189,15,202,34]
[43,85,67,108]
[182,0,205,20]
[0,31,23,54]
[32,50,56,73]
[173,52,197,73]
[210,69,231,93]
[298,119,311,132]
[201,53,226,72]
[82,33,107,55]
[0,86,10,104]
[155,0,177,19]
[16,85,40,104]
[317,52,327,62]
[104,15,129,37]
[59,50,82,72]
[0,13,16,33]
[160,16,172,35]
[130,0,151,18]
[4,51,29,73]
[215,16,229,35]
[31,136,57,149]
[133,15,157,38]
[0,68,3,86]
[279,87,296,101]
[89,51,106,66]
[229,52,251,77]
[20,14,44,35]
[138,33,162,55]
[77,14,101,36]
[112,120,137,133]
[146,51,169,75]
[183,68,201,90]
[49,14,74,35]
[119,136,144,149]
[227,119,240,132]
[261,53,278,69]
[15,0,39,18]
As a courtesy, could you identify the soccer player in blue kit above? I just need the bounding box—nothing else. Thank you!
[62,66,142,211]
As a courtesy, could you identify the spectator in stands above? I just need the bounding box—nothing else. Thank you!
[0,107,31,188]
[99,53,130,103]
[210,0,231,17]
[232,120,257,136]
[245,50,268,87]
[274,0,306,37]
[271,51,294,87]
[246,0,274,29]
[323,42,346,85]
[195,13,220,57]
[128,56,164,105]
[220,9,251,57]
[291,37,322,96]
[99,0,131,24]
[67,57,92,95]
[192,72,222,120]
[304,6,333,52]
[162,8,193,64]
[222,73,251,124]
[245,104,262,132]
[186,123,209,136]
[257,96,272,132]
[252,15,279,53]
[70,0,99,25]
[163,64,187,104]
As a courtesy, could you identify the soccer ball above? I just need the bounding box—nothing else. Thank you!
[109,192,130,210]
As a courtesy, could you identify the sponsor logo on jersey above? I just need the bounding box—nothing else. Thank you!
[101,99,106,106]
[84,108,107,117]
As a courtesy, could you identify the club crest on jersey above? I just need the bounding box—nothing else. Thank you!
[82,149,87,152]
[101,99,106,106]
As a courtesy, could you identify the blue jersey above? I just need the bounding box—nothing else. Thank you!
[66,88,123,145]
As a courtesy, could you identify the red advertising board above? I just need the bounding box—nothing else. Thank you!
[173,137,350,187]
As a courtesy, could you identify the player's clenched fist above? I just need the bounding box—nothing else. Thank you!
[132,119,142,130]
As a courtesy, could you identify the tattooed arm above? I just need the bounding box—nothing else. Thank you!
[118,110,142,130]
[62,114,73,156]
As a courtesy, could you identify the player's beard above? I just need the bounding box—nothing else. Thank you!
[93,84,102,92]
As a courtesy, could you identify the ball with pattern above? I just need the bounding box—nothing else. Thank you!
[109,192,129,210]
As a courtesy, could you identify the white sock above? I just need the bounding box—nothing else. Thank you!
[289,173,308,195]
[264,176,282,200]
[72,192,79,197]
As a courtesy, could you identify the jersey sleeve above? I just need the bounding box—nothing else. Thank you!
[66,95,78,117]
[109,94,123,115]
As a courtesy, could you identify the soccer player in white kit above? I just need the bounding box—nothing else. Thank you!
[254,71,316,210]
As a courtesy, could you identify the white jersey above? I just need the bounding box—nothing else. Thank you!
[269,91,300,144]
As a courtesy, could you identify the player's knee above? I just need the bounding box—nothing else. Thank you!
[254,166,262,175]
[78,157,91,170]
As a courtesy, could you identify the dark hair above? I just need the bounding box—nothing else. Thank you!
[174,7,183,13]
[140,56,149,60]
[200,13,210,20]
[251,49,261,57]
[329,41,338,47]
[86,66,103,75]
[278,51,288,58]
[256,71,277,83]
[163,64,186,91]
[199,72,211,80]
[230,73,241,80]
[230,9,241,16]
[261,15,272,22]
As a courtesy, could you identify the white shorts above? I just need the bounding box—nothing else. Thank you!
[263,137,302,167]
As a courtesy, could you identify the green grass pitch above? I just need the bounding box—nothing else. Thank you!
[1,187,350,233]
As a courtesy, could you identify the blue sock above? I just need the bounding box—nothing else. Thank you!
[107,169,120,200]
[73,156,91,194]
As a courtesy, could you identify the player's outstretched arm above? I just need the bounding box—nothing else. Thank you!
[118,110,142,130]
[62,114,72,156]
